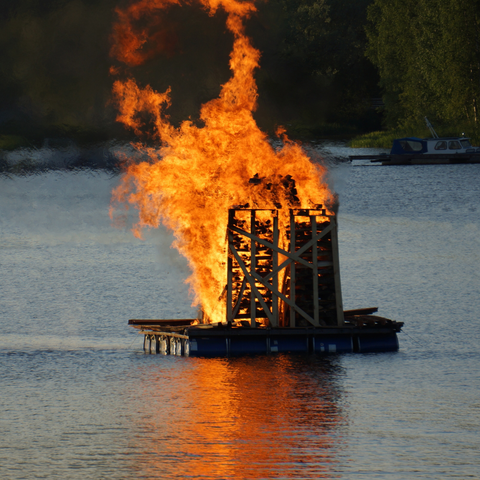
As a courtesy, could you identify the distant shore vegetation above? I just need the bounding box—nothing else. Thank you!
[351,123,480,148]
[1,0,479,149]
[355,0,480,147]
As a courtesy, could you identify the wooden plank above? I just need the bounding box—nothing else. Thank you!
[254,223,335,282]
[231,277,248,320]
[266,223,334,280]
[227,229,234,323]
[312,215,320,326]
[271,214,279,327]
[344,307,378,316]
[290,211,296,328]
[225,209,337,329]
[329,216,344,326]
[128,319,195,326]
[250,210,257,328]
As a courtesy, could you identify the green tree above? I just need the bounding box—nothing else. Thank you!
[278,0,380,126]
[366,0,480,133]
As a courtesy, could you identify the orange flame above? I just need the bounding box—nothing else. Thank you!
[110,0,333,323]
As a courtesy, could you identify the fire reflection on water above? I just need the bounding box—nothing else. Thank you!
[127,355,346,478]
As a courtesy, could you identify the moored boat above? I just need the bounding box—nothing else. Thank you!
[350,118,480,165]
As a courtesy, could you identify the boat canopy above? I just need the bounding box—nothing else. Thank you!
[390,137,427,155]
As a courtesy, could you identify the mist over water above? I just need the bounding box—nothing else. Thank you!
[1,145,479,478]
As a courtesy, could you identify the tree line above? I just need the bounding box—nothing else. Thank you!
[0,0,380,145]
[0,0,477,146]
[366,0,480,137]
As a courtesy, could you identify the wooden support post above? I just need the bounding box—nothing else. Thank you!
[289,210,296,328]
[250,210,257,328]
[227,225,234,323]
[271,212,279,327]
[312,215,320,326]
[330,216,345,326]
[231,277,247,319]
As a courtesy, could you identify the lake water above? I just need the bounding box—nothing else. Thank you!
[1,143,479,479]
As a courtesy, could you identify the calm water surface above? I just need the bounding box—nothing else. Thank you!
[1,145,479,479]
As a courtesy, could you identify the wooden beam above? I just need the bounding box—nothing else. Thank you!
[312,215,320,326]
[229,245,274,324]
[128,319,195,326]
[271,214,279,327]
[227,230,234,322]
[250,210,257,328]
[229,233,319,326]
[229,222,334,277]
[231,277,248,320]
[330,216,344,326]
[344,307,378,316]
[225,209,336,329]
[290,211,296,328]
[250,269,319,326]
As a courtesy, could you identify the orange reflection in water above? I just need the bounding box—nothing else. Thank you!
[128,355,346,479]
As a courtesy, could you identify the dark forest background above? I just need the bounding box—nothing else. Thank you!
[1,0,479,149]
[0,0,380,147]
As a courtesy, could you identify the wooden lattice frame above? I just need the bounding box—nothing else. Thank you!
[226,208,344,327]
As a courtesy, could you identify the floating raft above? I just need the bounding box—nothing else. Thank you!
[129,308,404,357]
[128,207,404,357]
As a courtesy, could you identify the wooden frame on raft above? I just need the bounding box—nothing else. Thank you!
[226,208,344,328]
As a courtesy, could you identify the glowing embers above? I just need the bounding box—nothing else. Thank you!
[227,208,344,328]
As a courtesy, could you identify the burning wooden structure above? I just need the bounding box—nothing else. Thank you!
[225,207,343,328]
[128,207,403,356]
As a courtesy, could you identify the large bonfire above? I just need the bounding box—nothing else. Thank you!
[110,0,333,323]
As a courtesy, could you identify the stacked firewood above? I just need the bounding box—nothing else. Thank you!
[248,173,301,208]
[229,212,275,322]
[285,217,338,326]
